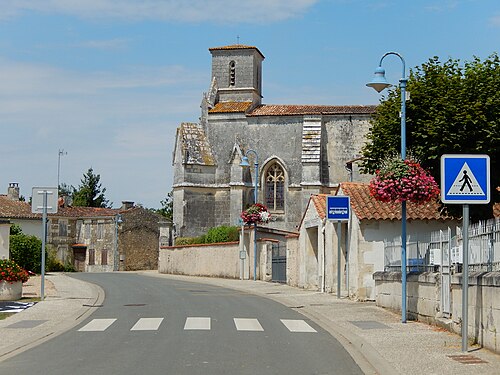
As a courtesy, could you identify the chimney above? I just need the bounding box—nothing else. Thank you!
[121,201,135,210]
[7,183,20,201]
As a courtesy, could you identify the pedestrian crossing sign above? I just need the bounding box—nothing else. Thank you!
[441,154,490,204]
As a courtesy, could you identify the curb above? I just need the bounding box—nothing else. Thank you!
[0,276,104,362]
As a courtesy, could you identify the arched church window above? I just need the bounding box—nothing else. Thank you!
[229,61,236,86]
[265,163,285,211]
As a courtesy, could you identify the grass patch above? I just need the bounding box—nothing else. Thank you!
[0,312,15,320]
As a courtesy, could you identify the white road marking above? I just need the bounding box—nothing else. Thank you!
[78,318,117,332]
[184,317,211,330]
[233,318,264,331]
[281,319,317,333]
[130,318,164,331]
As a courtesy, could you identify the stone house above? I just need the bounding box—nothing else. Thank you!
[48,205,121,272]
[0,183,162,272]
[291,182,458,301]
[49,202,163,272]
[118,205,164,271]
[172,44,376,238]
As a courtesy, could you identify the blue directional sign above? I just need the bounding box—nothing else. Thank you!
[441,154,490,204]
[327,196,350,221]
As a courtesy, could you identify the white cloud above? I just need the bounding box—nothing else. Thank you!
[77,38,132,50]
[490,14,500,27]
[2,0,318,23]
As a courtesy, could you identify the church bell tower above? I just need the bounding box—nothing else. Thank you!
[208,44,265,106]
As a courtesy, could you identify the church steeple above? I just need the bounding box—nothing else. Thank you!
[208,45,265,106]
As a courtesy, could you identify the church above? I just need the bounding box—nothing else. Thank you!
[172,44,376,237]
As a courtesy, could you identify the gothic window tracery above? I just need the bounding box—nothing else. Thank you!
[265,163,285,211]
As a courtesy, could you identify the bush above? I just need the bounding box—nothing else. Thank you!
[205,226,239,243]
[174,226,239,246]
[10,233,44,273]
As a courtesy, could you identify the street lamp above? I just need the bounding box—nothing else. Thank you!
[367,52,408,323]
[240,149,259,281]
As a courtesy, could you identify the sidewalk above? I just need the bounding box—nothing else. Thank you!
[1,271,500,375]
[0,273,104,361]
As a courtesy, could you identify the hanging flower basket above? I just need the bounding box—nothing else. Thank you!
[241,203,271,225]
[369,157,440,204]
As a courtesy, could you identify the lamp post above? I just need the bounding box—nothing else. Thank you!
[367,52,408,323]
[240,149,259,281]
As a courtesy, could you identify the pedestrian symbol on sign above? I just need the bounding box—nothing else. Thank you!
[447,162,484,196]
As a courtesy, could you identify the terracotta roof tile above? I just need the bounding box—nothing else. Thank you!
[311,194,328,220]
[209,102,253,113]
[0,195,39,219]
[339,182,453,221]
[494,203,500,218]
[248,104,377,116]
[53,206,120,218]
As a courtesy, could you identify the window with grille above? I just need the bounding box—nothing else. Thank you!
[265,163,285,211]
[229,61,236,86]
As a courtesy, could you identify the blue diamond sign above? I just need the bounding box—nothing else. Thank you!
[440,154,490,204]
[327,196,350,221]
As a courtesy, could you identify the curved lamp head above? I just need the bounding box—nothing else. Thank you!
[366,66,391,93]
[240,155,250,167]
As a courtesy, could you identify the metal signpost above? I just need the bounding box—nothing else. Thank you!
[31,187,58,301]
[441,154,490,352]
[327,196,350,298]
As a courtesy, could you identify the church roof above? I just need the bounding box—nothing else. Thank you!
[178,122,215,166]
[310,183,454,222]
[209,102,253,113]
[209,44,265,59]
[247,104,377,116]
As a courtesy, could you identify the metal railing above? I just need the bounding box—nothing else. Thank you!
[384,218,500,273]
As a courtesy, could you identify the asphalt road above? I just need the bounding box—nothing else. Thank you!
[0,273,363,375]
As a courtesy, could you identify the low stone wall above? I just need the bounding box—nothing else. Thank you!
[158,242,240,279]
[374,271,500,353]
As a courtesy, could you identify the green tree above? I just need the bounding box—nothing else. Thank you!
[155,191,173,220]
[361,54,500,219]
[72,168,111,208]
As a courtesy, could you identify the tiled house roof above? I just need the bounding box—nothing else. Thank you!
[0,195,39,219]
[309,183,453,221]
[53,206,120,218]
[209,101,253,113]
[0,195,120,220]
[247,104,377,116]
[177,122,215,165]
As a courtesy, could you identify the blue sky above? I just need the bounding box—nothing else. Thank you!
[2,0,500,208]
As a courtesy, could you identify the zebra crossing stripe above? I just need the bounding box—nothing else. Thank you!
[281,319,317,333]
[184,317,211,330]
[233,318,264,331]
[78,318,117,332]
[131,318,164,331]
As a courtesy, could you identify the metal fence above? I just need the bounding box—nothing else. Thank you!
[384,218,500,273]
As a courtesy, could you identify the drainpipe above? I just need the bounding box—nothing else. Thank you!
[321,218,327,293]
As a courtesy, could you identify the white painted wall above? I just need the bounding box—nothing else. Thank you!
[0,223,10,259]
